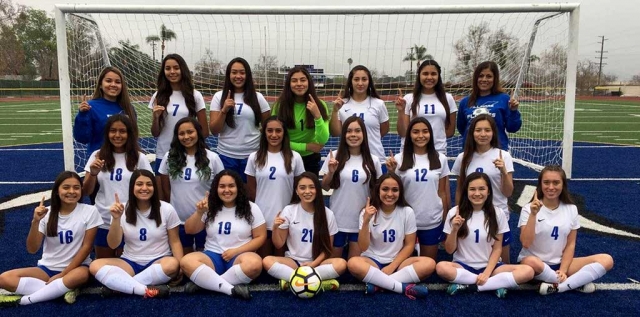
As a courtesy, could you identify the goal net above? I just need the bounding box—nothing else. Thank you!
[56,5,579,176]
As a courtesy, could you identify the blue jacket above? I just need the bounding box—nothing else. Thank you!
[457,93,522,150]
[73,98,129,155]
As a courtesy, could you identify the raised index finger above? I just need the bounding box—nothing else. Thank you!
[398,88,403,97]
[329,150,334,160]
[455,206,460,216]
[82,95,88,103]
[227,90,233,100]
[337,89,343,99]
[389,149,394,158]
[40,196,45,207]
[499,150,503,160]
[533,190,539,202]
[366,197,371,208]
[114,193,120,204]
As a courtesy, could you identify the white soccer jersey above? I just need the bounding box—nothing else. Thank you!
[120,201,181,264]
[517,202,580,265]
[202,202,266,254]
[158,150,225,223]
[210,91,271,158]
[451,148,514,217]
[394,152,450,230]
[85,151,152,229]
[320,151,383,233]
[443,206,509,270]
[403,93,458,154]
[245,151,305,230]
[336,97,390,162]
[360,206,417,264]
[148,90,206,159]
[278,203,338,262]
[38,203,103,271]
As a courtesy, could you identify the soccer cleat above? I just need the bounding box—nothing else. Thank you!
[320,279,340,291]
[64,289,79,304]
[576,282,596,294]
[279,280,289,291]
[230,284,251,299]
[0,295,21,307]
[184,281,202,294]
[539,282,559,295]
[402,283,428,300]
[144,285,170,298]
[364,283,381,295]
[495,288,508,298]
[446,283,468,295]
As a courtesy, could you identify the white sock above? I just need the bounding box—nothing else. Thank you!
[190,264,233,295]
[16,277,46,295]
[315,264,339,280]
[534,263,559,283]
[362,266,403,294]
[267,262,295,281]
[220,264,252,285]
[477,272,518,291]
[95,265,147,296]
[558,263,606,293]
[19,278,70,305]
[133,264,171,285]
[390,265,420,283]
[452,268,478,284]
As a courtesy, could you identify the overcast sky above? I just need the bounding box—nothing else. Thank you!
[15,0,640,81]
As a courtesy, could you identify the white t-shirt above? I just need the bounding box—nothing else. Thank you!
[148,90,206,159]
[210,91,271,158]
[278,203,338,262]
[360,206,417,264]
[120,201,181,264]
[245,151,305,230]
[320,151,383,233]
[451,148,514,218]
[158,150,225,223]
[38,203,103,271]
[336,97,390,162]
[85,150,152,229]
[443,206,509,270]
[517,202,580,265]
[202,202,265,254]
[404,92,458,154]
[394,152,450,230]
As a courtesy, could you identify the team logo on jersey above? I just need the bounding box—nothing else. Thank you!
[471,107,491,118]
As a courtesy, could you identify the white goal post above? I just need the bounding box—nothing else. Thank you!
[54,4,580,178]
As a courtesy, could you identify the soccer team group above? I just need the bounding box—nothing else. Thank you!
[0,54,614,307]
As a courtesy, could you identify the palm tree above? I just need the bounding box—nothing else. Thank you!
[158,24,176,59]
[403,45,434,71]
[145,35,160,61]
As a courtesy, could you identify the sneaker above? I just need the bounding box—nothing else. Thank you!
[279,280,289,291]
[321,279,339,291]
[495,288,508,298]
[231,284,251,299]
[184,281,202,294]
[539,282,559,295]
[0,295,21,307]
[144,285,170,298]
[364,283,381,295]
[446,283,468,295]
[100,287,118,298]
[64,289,79,304]
[402,283,428,300]
[576,282,596,294]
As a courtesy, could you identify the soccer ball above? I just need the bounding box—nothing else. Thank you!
[289,266,322,299]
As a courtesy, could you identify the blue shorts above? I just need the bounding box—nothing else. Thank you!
[153,158,163,174]
[178,225,206,249]
[38,265,61,278]
[266,230,272,239]
[455,261,504,275]
[203,250,239,275]
[549,263,561,271]
[416,223,445,246]
[219,154,248,183]
[94,228,125,249]
[502,230,512,247]
[380,164,388,175]
[121,256,166,275]
[366,257,391,270]
[333,231,359,248]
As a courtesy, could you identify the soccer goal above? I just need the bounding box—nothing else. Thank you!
[54,4,580,177]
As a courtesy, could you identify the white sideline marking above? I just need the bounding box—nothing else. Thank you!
[0,190,50,211]
[0,149,62,151]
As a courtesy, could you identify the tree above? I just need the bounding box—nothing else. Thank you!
[108,39,159,89]
[145,35,160,61]
[631,74,640,85]
[13,8,57,80]
[193,49,225,84]
[253,54,280,86]
[452,23,491,83]
[403,44,433,71]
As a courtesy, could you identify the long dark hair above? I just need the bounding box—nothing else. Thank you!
[206,170,254,224]
[341,65,381,100]
[399,117,441,172]
[467,61,504,107]
[92,67,137,127]
[275,66,329,129]
[220,57,262,128]
[167,117,211,180]
[255,116,294,174]
[329,116,377,191]
[46,171,82,237]
[290,172,332,259]
[410,60,452,129]
[98,114,140,172]
[536,165,574,205]
[370,173,409,210]
[458,114,500,195]
[453,172,499,242]
[155,54,197,131]
[125,170,162,227]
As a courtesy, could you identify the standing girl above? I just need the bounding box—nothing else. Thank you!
[83,114,152,259]
[519,165,613,295]
[90,170,182,299]
[263,172,346,292]
[347,174,433,300]
[321,116,382,259]
[245,116,305,257]
[0,172,101,306]
[209,57,271,181]
[158,117,224,254]
[386,117,450,261]
[272,66,330,175]
[436,172,533,298]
